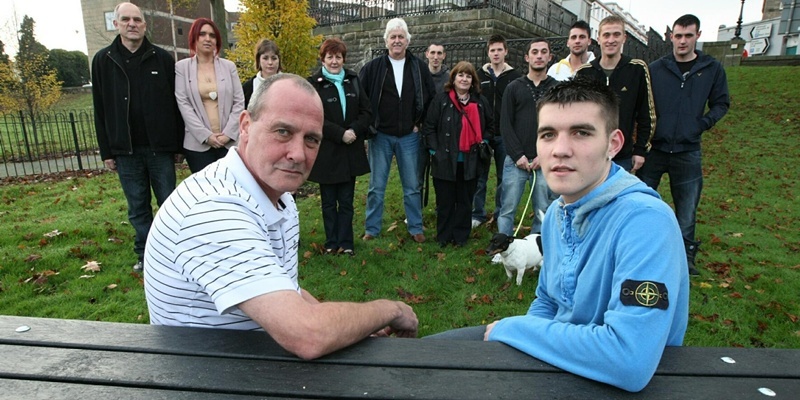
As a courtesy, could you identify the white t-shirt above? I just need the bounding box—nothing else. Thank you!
[389,57,406,95]
[144,148,301,330]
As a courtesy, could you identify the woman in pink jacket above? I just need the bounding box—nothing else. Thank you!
[175,18,245,173]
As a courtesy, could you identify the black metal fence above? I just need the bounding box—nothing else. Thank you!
[0,110,102,178]
[309,0,576,36]
[371,34,667,71]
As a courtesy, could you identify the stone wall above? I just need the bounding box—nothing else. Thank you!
[314,8,559,70]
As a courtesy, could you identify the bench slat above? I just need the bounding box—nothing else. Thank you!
[1,344,799,399]
[2,316,799,379]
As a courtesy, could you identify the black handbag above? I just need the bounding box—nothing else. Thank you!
[478,141,493,162]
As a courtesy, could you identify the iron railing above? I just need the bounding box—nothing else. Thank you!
[370,34,666,71]
[0,109,102,178]
[309,0,576,36]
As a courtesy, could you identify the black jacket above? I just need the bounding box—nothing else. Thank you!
[478,63,522,137]
[359,51,436,136]
[91,36,183,160]
[648,51,729,153]
[423,91,493,181]
[575,54,655,160]
[307,69,372,184]
[500,75,559,162]
[242,75,256,108]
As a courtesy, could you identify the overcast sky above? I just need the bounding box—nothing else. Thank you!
[0,0,765,56]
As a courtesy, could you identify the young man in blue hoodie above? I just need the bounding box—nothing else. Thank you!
[428,78,689,393]
[637,14,730,276]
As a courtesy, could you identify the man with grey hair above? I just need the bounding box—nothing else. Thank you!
[145,74,418,360]
[91,2,183,272]
[359,17,436,243]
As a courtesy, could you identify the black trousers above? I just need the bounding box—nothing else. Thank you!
[433,163,477,246]
[319,178,356,251]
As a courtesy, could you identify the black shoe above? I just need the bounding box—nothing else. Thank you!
[688,260,700,276]
[342,249,355,257]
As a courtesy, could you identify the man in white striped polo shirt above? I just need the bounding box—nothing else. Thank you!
[144,74,418,360]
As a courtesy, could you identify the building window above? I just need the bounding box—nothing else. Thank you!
[105,11,115,31]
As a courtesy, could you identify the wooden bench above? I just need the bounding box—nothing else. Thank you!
[1,315,798,398]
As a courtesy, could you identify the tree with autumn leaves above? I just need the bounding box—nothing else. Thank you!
[229,0,322,80]
[0,16,61,117]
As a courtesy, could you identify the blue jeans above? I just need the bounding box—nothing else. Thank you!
[365,131,423,236]
[424,325,486,340]
[496,156,555,236]
[637,149,703,251]
[615,157,632,172]
[472,136,505,223]
[114,146,177,261]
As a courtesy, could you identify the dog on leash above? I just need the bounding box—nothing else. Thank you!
[486,233,544,286]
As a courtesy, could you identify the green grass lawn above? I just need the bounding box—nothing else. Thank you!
[0,66,798,347]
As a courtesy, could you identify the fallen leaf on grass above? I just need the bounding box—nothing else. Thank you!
[517,291,524,300]
[731,232,743,238]
[107,236,123,244]
[43,230,62,238]
[465,276,475,283]
[339,270,347,276]
[387,221,398,232]
[81,261,102,272]
[730,292,743,299]
[396,287,425,304]
[79,275,94,279]
[303,251,312,259]
[105,284,118,291]
[699,282,712,289]
[24,254,42,262]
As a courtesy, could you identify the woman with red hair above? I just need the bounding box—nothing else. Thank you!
[175,18,245,173]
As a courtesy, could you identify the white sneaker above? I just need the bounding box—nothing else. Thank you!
[132,261,143,272]
[471,219,482,229]
[491,254,503,264]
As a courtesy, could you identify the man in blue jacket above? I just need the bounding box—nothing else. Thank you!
[92,2,183,271]
[428,78,689,393]
[637,14,730,276]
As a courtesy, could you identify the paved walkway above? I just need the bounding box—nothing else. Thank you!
[0,153,105,178]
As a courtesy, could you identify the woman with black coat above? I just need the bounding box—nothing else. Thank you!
[307,38,372,256]
[423,61,493,247]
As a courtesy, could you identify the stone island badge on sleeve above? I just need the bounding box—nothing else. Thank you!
[620,280,669,310]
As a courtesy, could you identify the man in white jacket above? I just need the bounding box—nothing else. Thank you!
[547,20,595,81]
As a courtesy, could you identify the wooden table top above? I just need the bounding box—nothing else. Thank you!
[1,315,798,399]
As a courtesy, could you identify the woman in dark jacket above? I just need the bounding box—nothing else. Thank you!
[308,38,372,256]
[423,61,493,247]
[242,39,281,108]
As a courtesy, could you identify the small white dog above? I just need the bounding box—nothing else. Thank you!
[486,233,544,286]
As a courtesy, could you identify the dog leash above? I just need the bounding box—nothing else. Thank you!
[513,169,536,237]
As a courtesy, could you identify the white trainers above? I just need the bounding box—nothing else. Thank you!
[491,254,503,264]
[132,261,143,272]
[471,219,482,229]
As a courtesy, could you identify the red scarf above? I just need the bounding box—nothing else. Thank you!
[449,90,483,152]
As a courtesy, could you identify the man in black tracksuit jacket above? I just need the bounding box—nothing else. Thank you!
[472,34,522,227]
[91,3,183,271]
[575,15,655,173]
